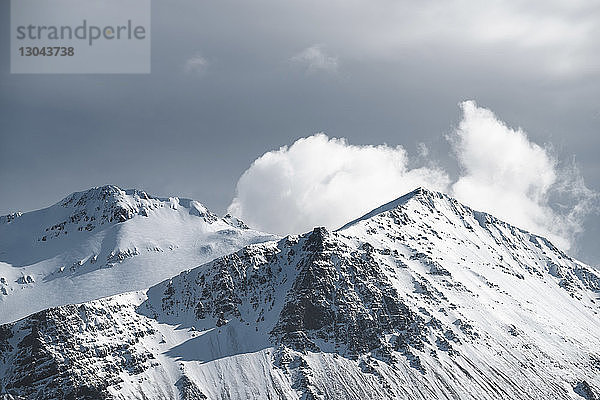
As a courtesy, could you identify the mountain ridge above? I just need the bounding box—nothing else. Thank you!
[0,185,277,324]
[339,186,568,258]
[1,187,599,399]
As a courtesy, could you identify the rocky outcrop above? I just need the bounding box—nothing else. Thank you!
[1,296,156,400]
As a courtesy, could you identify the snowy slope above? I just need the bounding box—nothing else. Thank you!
[0,185,277,324]
[1,187,599,400]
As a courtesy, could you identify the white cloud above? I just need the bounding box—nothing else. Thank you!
[417,142,429,158]
[450,101,598,250]
[227,134,449,235]
[228,101,597,250]
[184,54,209,74]
[290,45,339,74]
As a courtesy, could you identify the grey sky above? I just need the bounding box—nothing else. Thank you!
[1,0,599,264]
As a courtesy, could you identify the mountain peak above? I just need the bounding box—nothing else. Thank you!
[51,185,165,230]
[338,186,443,231]
[60,185,152,211]
[0,184,278,324]
[336,187,570,259]
[409,186,435,196]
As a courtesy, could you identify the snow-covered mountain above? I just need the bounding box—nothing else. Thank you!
[1,187,599,399]
[0,185,277,324]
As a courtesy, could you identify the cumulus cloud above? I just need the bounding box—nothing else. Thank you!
[184,54,209,74]
[290,45,339,74]
[449,101,598,250]
[227,134,449,234]
[229,101,597,250]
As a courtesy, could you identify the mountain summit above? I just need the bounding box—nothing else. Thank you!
[0,188,599,399]
[0,185,277,324]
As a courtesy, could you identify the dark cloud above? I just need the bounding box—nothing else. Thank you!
[1,0,599,263]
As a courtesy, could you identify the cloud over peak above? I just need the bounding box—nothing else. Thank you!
[451,100,598,250]
[227,134,449,234]
[229,101,598,251]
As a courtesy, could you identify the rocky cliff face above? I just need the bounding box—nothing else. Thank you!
[1,188,599,399]
[1,294,156,399]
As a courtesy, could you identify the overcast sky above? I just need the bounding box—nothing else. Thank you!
[1,0,599,264]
